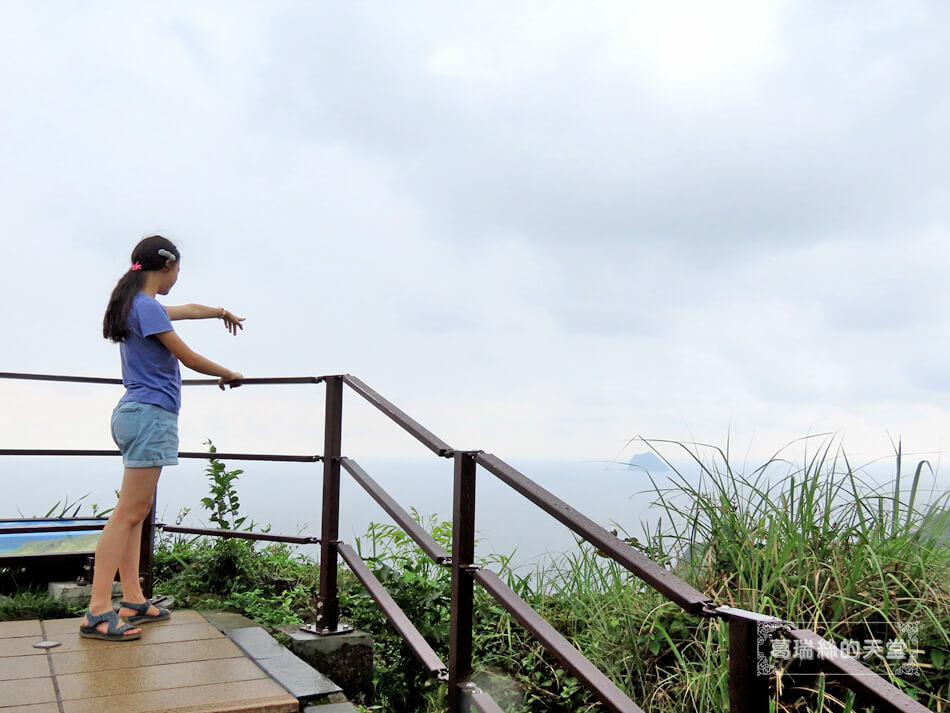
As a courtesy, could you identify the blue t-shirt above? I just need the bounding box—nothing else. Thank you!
[119,293,181,414]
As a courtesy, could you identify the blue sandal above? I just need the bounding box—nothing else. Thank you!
[79,609,141,641]
[120,599,170,625]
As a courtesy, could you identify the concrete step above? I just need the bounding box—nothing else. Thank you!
[213,619,343,706]
[47,580,121,602]
[198,611,370,708]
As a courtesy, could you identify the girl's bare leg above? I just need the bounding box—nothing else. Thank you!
[81,466,162,636]
[117,518,146,601]
[115,517,163,619]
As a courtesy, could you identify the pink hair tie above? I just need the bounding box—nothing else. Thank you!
[130,262,142,271]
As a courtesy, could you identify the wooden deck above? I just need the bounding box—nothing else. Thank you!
[0,610,299,713]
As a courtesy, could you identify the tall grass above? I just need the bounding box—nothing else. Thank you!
[475,436,950,712]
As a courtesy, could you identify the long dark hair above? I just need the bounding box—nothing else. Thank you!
[103,235,180,342]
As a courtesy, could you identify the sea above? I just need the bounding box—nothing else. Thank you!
[3,454,947,569]
[2,456,663,565]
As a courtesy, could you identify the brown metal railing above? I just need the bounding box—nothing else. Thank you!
[0,371,935,713]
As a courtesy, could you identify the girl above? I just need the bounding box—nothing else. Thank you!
[81,235,244,641]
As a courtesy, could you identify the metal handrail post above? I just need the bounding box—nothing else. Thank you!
[139,492,157,598]
[318,375,344,633]
[721,607,782,712]
[448,452,477,713]
[729,618,768,712]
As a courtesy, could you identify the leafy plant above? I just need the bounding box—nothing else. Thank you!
[346,511,454,712]
[17,491,116,520]
[201,439,248,531]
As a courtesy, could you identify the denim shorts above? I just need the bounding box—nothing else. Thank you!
[111,401,179,468]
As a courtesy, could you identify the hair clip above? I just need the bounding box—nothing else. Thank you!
[130,262,142,271]
[158,248,177,262]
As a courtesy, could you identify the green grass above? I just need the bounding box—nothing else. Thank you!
[630,435,950,711]
[481,435,950,712]
[0,590,83,620]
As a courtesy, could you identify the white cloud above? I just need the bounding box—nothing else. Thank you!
[0,1,949,466]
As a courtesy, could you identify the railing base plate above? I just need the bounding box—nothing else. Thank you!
[298,623,354,636]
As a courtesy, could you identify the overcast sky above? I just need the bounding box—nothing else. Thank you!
[1,1,949,467]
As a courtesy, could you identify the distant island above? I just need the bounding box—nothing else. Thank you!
[627,452,670,473]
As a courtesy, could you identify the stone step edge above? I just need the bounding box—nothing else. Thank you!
[197,610,350,707]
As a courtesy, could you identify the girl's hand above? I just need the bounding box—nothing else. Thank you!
[219,371,243,390]
[220,309,245,335]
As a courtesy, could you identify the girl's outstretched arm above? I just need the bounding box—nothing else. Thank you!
[155,330,243,390]
[165,304,245,335]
